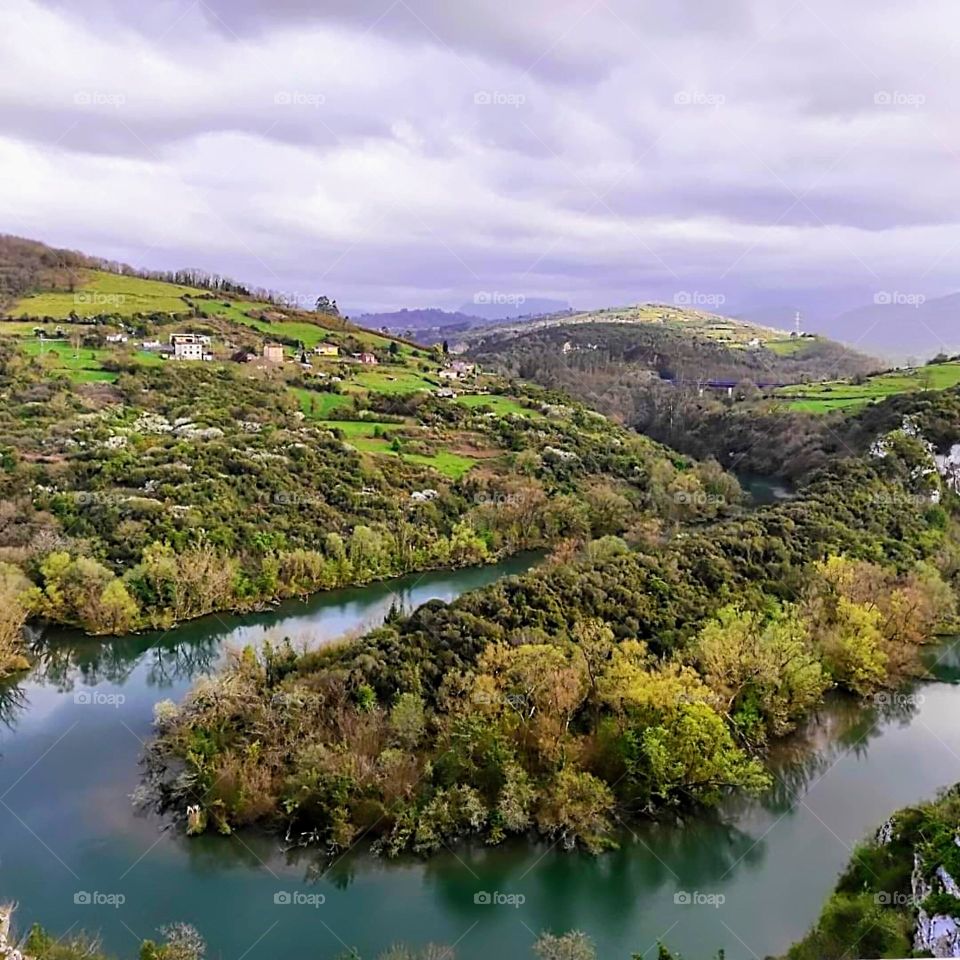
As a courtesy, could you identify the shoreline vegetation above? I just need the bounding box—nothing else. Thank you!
[783,785,960,960]
[1,907,720,960]
[144,408,960,860]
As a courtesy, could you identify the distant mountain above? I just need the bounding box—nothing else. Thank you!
[458,297,571,322]
[356,307,485,336]
[828,293,960,362]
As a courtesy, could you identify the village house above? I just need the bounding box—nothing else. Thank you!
[438,368,460,380]
[105,333,128,344]
[313,342,339,357]
[263,343,285,363]
[359,352,378,365]
[170,334,212,361]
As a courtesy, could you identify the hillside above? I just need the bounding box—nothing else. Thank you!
[463,303,877,380]
[773,356,960,413]
[0,241,750,649]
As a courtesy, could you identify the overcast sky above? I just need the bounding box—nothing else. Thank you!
[1,0,958,321]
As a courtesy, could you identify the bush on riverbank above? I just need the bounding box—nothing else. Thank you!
[0,561,32,675]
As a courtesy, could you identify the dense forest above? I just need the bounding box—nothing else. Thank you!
[464,321,960,481]
[463,321,885,477]
[467,321,876,387]
[145,398,960,859]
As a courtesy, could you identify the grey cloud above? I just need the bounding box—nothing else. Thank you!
[7,0,960,333]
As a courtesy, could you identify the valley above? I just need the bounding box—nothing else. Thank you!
[3,240,960,960]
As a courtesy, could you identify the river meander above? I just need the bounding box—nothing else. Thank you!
[1,553,958,959]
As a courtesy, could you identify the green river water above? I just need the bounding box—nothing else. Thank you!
[1,551,959,959]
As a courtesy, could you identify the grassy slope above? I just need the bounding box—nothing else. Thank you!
[12,270,205,317]
[3,271,524,481]
[776,362,960,413]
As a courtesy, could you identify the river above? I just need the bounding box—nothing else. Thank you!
[1,555,958,960]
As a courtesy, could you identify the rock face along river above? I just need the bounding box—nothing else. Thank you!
[2,555,960,960]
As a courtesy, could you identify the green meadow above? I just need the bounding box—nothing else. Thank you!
[775,361,960,413]
[13,271,204,318]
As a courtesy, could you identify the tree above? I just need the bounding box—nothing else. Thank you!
[315,295,339,316]
[534,931,597,960]
[694,605,828,740]
[536,768,615,853]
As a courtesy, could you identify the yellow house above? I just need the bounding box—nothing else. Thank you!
[263,343,285,363]
[313,342,339,357]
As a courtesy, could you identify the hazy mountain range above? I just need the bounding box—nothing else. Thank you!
[361,293,958,362]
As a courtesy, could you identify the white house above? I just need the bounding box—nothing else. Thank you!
[170,334,211,361]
